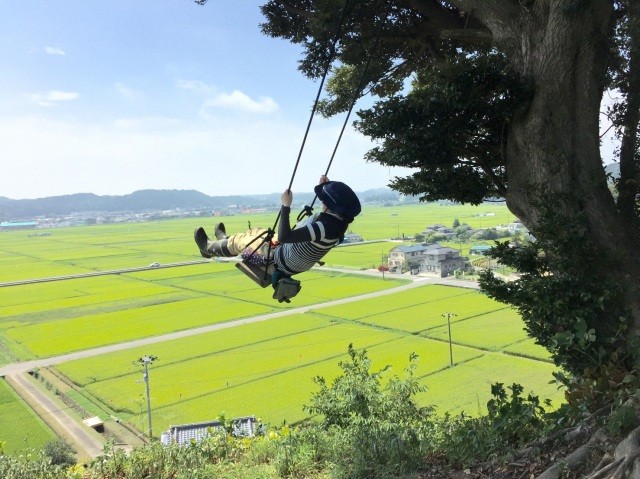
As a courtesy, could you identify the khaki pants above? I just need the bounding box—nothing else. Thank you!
[227,228,279,258]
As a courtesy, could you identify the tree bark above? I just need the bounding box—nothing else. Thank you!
[452,0,640,334]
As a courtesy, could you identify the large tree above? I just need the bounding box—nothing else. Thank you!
[252,0,640,378]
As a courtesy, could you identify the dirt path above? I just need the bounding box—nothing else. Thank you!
[5,373,105,460]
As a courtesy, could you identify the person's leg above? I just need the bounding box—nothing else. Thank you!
[195,227,233,258]
[194,227,272,258]
[227,228,271,255]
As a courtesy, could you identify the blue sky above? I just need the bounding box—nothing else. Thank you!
[0,0,402,200]
[0,1,619,201]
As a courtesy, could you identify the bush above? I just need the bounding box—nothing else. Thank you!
[304,345,434,478]
[437,383,549,467]
[43,439,76,467]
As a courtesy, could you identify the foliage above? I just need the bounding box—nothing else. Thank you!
[550,361,639,429]
[437,383,549,467]
[478,202,631,375]
[0,451,82,479]
[42,439,76,467]
[304,345,435,478]
[270,424,331,478]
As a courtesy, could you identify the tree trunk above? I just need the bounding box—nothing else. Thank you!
[469,1,640,335]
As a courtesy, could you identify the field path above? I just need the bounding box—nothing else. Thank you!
[0,271,477,377]
[5,373,105,460]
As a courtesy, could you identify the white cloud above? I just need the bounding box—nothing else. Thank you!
[177,81,279,115]
[203,90,279,114]
[115,82,135,98]
[113,116,182,129]
[176,80,213,94]
[48,90,79,101]
[44,46,65,56]
[26,90,79,106]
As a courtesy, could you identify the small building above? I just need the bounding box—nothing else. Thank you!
[160,416,257,447]
[422,224,457,239]
[82,416,104,432]
[469,245,493,255]
[342,232,363,244]
[0,221,37,231]
[505,220,528,232]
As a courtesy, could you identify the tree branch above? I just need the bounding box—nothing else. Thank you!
[397,0,492,43]
[449,0,522,27]
[275,0,317,20]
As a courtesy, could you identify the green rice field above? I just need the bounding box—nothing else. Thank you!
[52,282,558,434]
[0,203,561,443]
[0,203,513,283]
[1,264,406,359]
[0,378,56,454]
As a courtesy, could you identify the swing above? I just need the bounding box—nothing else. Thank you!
[235,0,386,302]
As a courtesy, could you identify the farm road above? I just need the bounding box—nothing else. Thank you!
[0,270,476,377]
[6,373,105,460]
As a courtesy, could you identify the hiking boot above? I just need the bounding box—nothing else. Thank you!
[194,227,236,258]
[214,222,227,240]
[194,227,213,258]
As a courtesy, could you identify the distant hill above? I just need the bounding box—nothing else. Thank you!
[0,188,403,221]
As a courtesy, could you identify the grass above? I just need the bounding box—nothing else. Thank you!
[58,313,488,430]
[0,378,57,454]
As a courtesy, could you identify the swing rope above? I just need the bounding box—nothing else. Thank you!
[284,0,351,195]
[242,0,390,276]
[297,2,390,222]
[241,0,351,267]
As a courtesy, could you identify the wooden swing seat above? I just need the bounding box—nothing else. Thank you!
[235,261,272,288]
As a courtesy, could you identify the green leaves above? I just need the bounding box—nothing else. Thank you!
[304,344,434,478]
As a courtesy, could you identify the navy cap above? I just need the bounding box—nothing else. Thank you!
[314,181,361,220]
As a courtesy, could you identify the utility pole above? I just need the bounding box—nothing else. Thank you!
[134,355,157,438]
[441,313,456,366]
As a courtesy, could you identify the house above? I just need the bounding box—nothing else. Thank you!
[418,245,470,277]
[388,242,469,276]
[342,232,363,243]
[160,416,257,446]
[388,244,431,272]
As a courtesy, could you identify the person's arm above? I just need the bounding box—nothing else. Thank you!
[278,188,316,243]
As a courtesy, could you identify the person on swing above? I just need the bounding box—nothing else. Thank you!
[193,175,361,276]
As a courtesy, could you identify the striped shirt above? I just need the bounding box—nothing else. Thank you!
[273,206,348,275]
